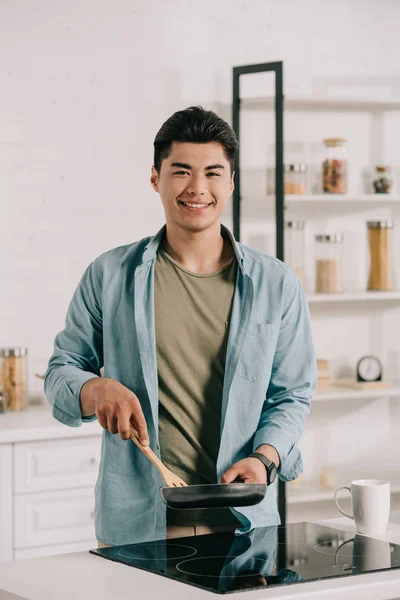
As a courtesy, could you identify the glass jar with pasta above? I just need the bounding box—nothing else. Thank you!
[367,220,394,290]
[1,347,28,411]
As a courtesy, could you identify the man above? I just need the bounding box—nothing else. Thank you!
[44,106,316,547]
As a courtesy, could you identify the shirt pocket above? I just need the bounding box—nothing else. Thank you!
[236,323,280,383]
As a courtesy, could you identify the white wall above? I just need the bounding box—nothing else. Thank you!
[2,0,400,518]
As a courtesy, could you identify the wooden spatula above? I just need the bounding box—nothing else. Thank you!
[129,425,188,488]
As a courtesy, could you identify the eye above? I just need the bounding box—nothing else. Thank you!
[207,172,220,177]
[173,170,190,176]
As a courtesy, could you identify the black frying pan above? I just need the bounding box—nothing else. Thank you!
[129,426,267,509]
[159,482,267,509]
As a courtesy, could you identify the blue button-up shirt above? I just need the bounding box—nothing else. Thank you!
[44,224,316,546]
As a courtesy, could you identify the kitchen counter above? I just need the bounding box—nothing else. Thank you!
[1,515,400,600]
[0,403,101,443]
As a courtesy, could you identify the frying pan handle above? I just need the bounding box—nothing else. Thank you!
[129,425,168,481]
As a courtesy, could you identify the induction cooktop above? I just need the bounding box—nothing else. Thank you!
[90,522,400,594]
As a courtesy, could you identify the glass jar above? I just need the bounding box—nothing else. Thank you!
[322,138,348,194]
[367,220,394,290]
[315,234,343,293]
[373,165,393,194]
[0,347,28,411]
[284,164,307,195]
[284,221,306,286]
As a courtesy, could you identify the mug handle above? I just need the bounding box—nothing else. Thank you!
[334,486,353,519]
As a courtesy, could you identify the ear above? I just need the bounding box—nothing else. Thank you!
[229,171,235,196]
[150,165,159,192]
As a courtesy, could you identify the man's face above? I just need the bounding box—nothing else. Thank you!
[150,141,234,233]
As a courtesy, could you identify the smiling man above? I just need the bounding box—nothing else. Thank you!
[44,106,317,546]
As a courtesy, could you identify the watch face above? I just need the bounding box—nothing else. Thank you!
[357,355,382,381]
[269,465,278,485]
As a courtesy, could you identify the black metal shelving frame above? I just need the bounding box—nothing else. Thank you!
[232,61,286,524]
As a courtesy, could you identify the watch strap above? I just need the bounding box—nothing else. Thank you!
[249,452,276,485]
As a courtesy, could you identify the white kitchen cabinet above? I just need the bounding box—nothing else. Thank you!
[13,437,100,494]
[14,488,96,549]
[0,444,13,561]
[0,405,102,561]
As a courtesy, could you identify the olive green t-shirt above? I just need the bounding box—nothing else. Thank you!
[155,242,241,527]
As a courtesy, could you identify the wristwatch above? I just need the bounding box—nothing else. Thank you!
[249,452,278,485]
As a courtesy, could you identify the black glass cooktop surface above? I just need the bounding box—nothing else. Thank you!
[90,522,400,594]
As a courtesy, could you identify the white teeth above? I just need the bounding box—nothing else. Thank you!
[182,202,210,208]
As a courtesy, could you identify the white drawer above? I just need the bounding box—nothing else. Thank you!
[14,487,96,549]
[13,436,101,493]
[14,539,97,560]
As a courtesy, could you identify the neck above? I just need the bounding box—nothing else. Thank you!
[162,221,234,274]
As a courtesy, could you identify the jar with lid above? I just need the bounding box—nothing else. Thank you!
[323,138,348,193]
[0,347,28,411]
[284,164,307,195]
[373,166,393,194]
[315,234,343,293]
[284,221,306,286]
[367,220,394,290]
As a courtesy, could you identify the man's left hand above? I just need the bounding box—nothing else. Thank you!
[219,457,267,484]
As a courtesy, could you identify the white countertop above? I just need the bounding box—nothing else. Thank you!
[1,516,400,600]
[0,403,101,443]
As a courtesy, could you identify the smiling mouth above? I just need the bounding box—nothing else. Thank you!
[178,200,213,209]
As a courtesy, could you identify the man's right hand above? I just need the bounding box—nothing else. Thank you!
[80,377,149,445]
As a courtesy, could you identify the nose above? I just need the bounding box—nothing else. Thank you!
[186,173,207,197]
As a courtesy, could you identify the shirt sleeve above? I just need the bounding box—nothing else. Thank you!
[44,261,104,427]
[252,271,317,481]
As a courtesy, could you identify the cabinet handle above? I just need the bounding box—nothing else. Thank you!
[90,511,95,520]
[90,457,97,466]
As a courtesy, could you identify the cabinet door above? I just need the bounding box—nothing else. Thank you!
[14,487,96,548]
[0,444,12,561]
[13,436,101,493]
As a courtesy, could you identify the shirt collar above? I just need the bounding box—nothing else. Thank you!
[141,223,245,272]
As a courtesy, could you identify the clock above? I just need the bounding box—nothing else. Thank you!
[356,355,383,382]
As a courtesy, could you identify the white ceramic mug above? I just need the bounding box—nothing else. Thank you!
[334,479,390,536]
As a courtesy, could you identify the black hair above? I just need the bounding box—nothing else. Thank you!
[153,106,239,174]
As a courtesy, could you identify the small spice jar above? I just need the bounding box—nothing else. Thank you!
[373,166,393,194]
[1,347,29,411]
[315,234,343,293]
[284,221,306,286]
[323,138,348,194]
[367,220,394,290]
[284,164,307,195]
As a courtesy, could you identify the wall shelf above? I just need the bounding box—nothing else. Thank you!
[241,96,400,112]
[232,61,400,525]
[283,194,400,204]
[313,382,400,402]
[243,194,400,205]
[307,291,400,304]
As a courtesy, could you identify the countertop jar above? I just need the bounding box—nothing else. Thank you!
[373,166,392,194]
[323,138,348,194]
[0,347,28,411]
[315,234,343,293]
[285,221,306,286]
[367,220,394,290]
[284,164,307,195]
